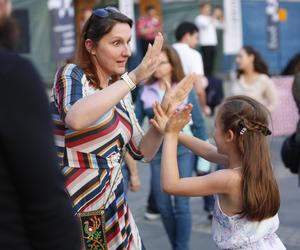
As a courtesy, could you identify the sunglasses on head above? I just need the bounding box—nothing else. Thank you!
[93,7,120,18]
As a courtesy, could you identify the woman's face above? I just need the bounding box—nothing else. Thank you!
[236,48,254,71]
[153,51,172,80]
[92,22,132,76]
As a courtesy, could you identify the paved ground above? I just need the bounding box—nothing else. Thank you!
[127,124,300,249]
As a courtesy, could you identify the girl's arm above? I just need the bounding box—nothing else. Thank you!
[162,133,234,197]
[178,133,228,166]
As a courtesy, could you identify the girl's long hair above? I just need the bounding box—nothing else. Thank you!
[237,46,270,79]
[147,46,185,85]
[75,9,132,88]
[219,95,280,221]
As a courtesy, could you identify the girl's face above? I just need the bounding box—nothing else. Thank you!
[154,51,172,80]
[236,48,254,71]
[213,112,227,154]
[92,22,132,76]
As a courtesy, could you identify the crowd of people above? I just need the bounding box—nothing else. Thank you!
[1,0,299,249]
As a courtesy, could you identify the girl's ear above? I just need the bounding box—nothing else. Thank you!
[225,129,235,142]
[85,39,96,55]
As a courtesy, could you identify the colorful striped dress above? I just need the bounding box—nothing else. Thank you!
[51,64,144,250]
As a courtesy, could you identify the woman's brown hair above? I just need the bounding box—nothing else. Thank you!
[75,8,132,88]
[147,45,185,85]
[219,95,280,221]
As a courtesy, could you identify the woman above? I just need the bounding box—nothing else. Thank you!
[231,46,278,111]
[134,46,208,250]
[51,7,194,250]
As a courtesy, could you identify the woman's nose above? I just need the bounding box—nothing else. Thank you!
[122,43,132,57]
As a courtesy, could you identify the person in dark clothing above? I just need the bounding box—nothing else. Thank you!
[0,1,82,249]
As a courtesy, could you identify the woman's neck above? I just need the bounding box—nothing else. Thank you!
[92,58,110,88]
[242,68,258,84]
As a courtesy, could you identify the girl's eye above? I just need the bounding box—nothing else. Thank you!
[113,41,120,46]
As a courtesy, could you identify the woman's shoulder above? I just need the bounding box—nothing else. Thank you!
[258,73,272,82]
[57,63,85,78]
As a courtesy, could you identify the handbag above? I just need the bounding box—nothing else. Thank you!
[77,165,122,250]
[281,133,300,174]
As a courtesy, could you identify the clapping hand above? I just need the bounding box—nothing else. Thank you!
[150,102,170,134]
[165,104,193,135]
[161,74,195,116]
[151,103,193,135]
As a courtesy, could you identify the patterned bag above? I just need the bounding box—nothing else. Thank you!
[77,209,107,250]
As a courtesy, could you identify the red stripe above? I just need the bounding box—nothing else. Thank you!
[66,115,121,147]
[65,168,85,187]
[106,222,121,242]
[77,152,87,169]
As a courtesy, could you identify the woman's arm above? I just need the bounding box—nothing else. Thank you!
[162,133,233,197]
[178,133,228,166]
[124,152,141,192]
[65,33,164,130]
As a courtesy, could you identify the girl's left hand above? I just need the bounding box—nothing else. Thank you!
[150,102,169,134]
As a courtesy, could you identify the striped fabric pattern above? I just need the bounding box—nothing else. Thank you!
[51,64,144,250]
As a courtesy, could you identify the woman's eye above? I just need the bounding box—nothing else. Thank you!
[113,41,120,46]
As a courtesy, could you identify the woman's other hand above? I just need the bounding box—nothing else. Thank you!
[130,33,164,84]
[129,175,141,192]
[165,104,193,135]
[161,74,195,115]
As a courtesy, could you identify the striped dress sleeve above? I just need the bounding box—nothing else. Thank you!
[53,64,84,121]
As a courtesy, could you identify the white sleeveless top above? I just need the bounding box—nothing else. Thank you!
[212,195,286,249]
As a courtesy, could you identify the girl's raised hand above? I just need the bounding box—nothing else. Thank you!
[130,33,164,84]
[150,102,170,134]
[165,104,193,134]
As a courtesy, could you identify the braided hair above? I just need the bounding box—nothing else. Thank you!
[218,95,280,221]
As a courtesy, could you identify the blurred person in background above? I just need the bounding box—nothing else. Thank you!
[135,46,208,250]
[173,21,211,116]
[194,2,223,77]
[0,0,82,249]
[231,46,278,112]
[136,4,162,56]
[51,6,194,249]
[173,22,215,219]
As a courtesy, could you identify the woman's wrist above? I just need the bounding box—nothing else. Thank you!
[128,71,138,86]
[121,72,136,91]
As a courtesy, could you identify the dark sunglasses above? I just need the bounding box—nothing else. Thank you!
[93,7,120,18]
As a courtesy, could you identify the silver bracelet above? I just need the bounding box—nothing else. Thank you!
[121,72,136,91]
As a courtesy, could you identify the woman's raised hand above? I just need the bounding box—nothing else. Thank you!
[161,74,196,115]
[130,33,164,84]
[165,104,193,135]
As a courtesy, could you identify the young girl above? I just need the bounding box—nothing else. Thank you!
[151,95,286,249]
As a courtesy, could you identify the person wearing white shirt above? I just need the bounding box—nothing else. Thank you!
[173,22,211,116]
[194,3,223,76]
